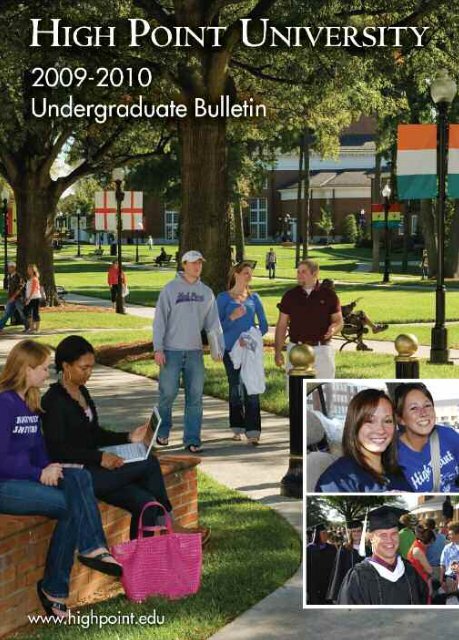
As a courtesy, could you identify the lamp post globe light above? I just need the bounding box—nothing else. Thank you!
[1,188,8,290]
[429,69,457,364]
[382,182,391,284]
[112,168,126,314]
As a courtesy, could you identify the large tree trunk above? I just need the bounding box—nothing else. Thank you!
[295,136,304,267]
[233,192,245,263]
[13,174,59,302]
[302,132,310,259]
[178,116,231,293]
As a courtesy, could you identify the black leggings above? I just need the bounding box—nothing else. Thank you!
[88,457,172,539]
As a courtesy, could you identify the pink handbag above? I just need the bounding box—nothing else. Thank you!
[111,501,202,602]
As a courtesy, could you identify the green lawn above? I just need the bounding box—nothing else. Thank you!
[19,473,301,640]
[26,246,459,327]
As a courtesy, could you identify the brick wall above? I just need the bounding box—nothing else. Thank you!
[0,454,200,638]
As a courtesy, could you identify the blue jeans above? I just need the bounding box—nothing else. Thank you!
[0,468,106,598]
[223,352,261,437]
[158,350,204,446]
[0,299,26,330]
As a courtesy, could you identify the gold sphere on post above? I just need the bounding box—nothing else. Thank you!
[394,334,419,359]
[288,343,315,376]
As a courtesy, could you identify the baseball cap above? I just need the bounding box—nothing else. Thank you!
[181,250,206,263]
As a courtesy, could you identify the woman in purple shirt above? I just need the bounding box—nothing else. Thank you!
[0,340,121,619]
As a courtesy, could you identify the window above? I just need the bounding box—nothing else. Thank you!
[410,214,418,236]
[249,198,267,239]
[165,210,179,240]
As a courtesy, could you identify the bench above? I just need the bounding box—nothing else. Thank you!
[154,254,173,266]
[0,454,200,638]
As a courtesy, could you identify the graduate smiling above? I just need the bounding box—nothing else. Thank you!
[338,506,428,605]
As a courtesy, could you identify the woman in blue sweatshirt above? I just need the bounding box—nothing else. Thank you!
[316,388,411,492]
[394,382,459,492]
[0,340,121,619]
[217,261,268,444]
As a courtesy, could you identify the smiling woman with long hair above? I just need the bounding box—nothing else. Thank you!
[394,382,459,492]
[0,340,121,620]
[316,388,411,492]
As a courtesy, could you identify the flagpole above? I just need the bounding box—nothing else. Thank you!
[429,70,457,364]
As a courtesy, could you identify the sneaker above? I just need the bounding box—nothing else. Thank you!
[232,433,242,441]
[247,437,260,446]
[155,436,169,447]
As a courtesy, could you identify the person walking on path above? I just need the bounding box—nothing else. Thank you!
[0,340,122,620]
[420,249,428,280]
[217,261,268,445]
[147,235,154,251]
[274,259,343,378]
[107,260,127,310]
[0,262,26,332]
[265,248,277,279]
[153,250,223,453]
[24,264,42,334]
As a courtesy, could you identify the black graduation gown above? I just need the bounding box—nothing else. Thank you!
[337,558,429,605]
[327,546,365,602]
[306,542,337,604]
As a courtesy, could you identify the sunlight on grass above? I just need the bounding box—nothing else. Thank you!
[18,473,301,640]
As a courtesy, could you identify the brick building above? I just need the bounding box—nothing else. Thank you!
[134,117,402,244]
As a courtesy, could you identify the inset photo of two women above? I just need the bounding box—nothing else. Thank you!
[304,381,459,607]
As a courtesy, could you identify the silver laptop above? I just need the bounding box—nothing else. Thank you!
[99,407,162,463]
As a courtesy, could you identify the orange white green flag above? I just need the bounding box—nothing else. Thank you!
[396,124,437,200]
[447,124,459,198]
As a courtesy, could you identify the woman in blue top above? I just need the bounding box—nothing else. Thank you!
[216,261,268,444]
[0,340,121,620]
[394,383,459,492]
[316,388,411,492]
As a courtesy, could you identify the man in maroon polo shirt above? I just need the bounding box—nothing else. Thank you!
[274,259,343,378]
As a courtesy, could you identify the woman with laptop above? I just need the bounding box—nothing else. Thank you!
[42,335,209,542]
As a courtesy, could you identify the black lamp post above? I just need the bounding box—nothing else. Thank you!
[382,183,391,284]
[429,69,457,364]
[76,208,82,257]
[135,221,143,263]
[112,168,125,314]
[2,189,8,290]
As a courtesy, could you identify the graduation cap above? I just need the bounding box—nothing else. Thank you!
[367,506,407,532]
[358,506,406,558]
[311,522,327,543]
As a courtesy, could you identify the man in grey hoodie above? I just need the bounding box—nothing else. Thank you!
[153,250,223,453]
